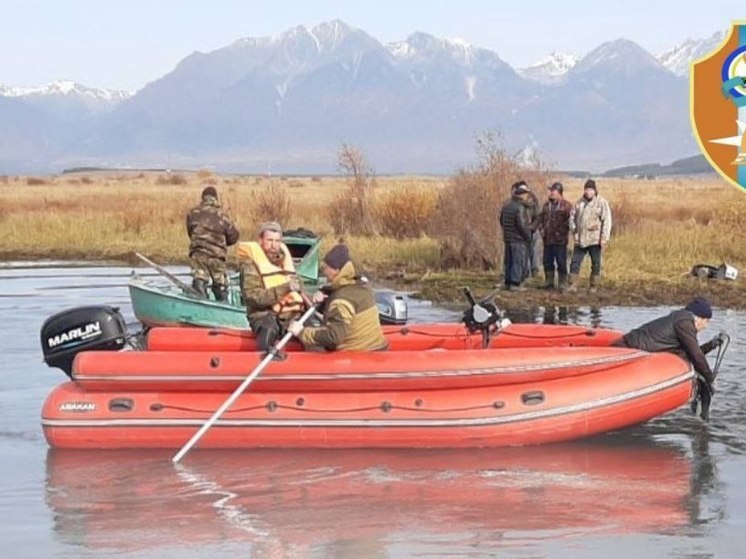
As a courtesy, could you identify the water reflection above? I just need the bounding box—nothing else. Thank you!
[500,305,605,328]
[45,438,717,556]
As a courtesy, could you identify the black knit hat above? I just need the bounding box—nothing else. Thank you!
[583,179,597,192]
[323,244,350,270]
[201,185,218,199]
[685,297,713,319]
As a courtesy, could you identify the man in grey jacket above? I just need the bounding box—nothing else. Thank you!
[567,179,612,293]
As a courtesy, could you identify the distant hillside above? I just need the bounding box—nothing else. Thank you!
[602,155,715,178]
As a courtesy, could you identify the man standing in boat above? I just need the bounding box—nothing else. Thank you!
[287,243,387,352]
[238,221,305,352]
[186,185,240,301]
[612,297,727,420]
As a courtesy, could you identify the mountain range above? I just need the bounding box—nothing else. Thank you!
[0,21,724,174]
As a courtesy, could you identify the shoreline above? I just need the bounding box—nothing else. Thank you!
[3,251,744,311]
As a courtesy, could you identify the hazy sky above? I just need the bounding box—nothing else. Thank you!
[1,0,742,91]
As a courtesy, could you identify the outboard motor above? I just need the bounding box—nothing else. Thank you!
[461,287,510,348]
[375,290,408,325]
[40,305,129,378]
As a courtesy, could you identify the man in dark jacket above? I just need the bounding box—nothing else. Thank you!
[612,297,727,419]
[287,244,387,351]
[499,181,533,291]
[185,185,240,300]
[537,182,573,290]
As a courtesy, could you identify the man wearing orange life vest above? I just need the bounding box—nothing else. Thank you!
[238,221,306,351]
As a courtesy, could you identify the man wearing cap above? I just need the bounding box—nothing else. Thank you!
[499,181,533,291]
[537,182,573,290]
[287,244,387,351]
[186,184,240,301]
[237,221,305,352]
[612,297,727,420]
[568,179,612,293]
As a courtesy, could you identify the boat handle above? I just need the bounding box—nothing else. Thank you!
[108,398,134,412]
[521,391,545,406]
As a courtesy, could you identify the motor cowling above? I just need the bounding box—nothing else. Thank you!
[41,305,128,377]
[375,291,408,325]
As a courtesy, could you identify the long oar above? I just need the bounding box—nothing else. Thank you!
[172,303,318,463]
[134,252,203,298]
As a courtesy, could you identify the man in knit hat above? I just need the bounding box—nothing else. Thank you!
[567,179,612,294]
[612,297,728,420]
[186,184,239,300]
[287,243,387,351]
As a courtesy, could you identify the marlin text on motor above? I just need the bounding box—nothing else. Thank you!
[48,322,102,348]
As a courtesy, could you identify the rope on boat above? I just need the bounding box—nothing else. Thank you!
[152,400,506,415]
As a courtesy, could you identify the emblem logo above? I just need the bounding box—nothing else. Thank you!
[690,22,746,190]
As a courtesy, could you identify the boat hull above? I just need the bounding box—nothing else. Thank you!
[42,352,693,449]
[71,346,648,392]
[145,322,624,352]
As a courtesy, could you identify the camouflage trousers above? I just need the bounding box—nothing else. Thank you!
[190,253,229,287]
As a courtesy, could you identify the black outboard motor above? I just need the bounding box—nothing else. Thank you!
[40,305,129,378]
[375,290,408,325]
[461,287,508,348]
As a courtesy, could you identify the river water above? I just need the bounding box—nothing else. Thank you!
[1,263,744,558]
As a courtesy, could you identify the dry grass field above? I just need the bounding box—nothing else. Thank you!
[1,170,744,307]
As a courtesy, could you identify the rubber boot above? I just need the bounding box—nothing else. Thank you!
[557,272,568,292]
[192,278,209,298]
[566,273,579,293]
[212,284,229,302]
[589,274,600,294]
[540,271,555,290]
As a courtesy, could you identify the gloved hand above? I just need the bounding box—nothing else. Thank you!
[288,278,301,292]
[287,320,304,337]
[716,331,728,346]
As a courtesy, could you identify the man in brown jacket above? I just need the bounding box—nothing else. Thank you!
[186,185,239,300]
[537,182,573,290]
[287,244,387,351]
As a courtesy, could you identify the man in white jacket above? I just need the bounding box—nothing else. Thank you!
[567,179,612,293]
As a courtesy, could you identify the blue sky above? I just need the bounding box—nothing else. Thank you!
[1,0,742,91]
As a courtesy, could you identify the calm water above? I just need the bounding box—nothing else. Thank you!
[1,263,745,558]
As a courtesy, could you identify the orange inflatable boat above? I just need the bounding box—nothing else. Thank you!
[39,306,695,450]
[42,351,692,449]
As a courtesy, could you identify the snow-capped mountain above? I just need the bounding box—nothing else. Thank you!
[0,21,707,174]
[0,80,131,103]
[657,30,727,76]
[517,52,579,84]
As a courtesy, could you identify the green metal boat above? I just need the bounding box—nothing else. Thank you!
[128,233,407,329]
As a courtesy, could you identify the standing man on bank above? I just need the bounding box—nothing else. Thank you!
[499,181,533,291]
[568,179,612,294]
[185,184,240,301]
[537,182,573,290]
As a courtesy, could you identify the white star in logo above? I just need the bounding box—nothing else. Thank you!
[709,120,746,164]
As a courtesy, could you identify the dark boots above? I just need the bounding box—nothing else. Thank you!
[557,272,568,292]
[540,271,555,289]
[212,284,229,302]
[589,274,600,294]
[192,278,208,298]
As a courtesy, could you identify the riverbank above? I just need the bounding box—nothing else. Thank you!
[2,172,745,309]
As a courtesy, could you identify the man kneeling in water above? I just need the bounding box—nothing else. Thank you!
[612,297,727,420]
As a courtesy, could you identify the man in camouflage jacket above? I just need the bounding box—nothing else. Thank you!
[185,185,239,300]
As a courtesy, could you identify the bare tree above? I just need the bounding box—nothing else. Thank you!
[329,144,378,236]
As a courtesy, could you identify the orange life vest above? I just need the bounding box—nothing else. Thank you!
[237,241,304,314]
